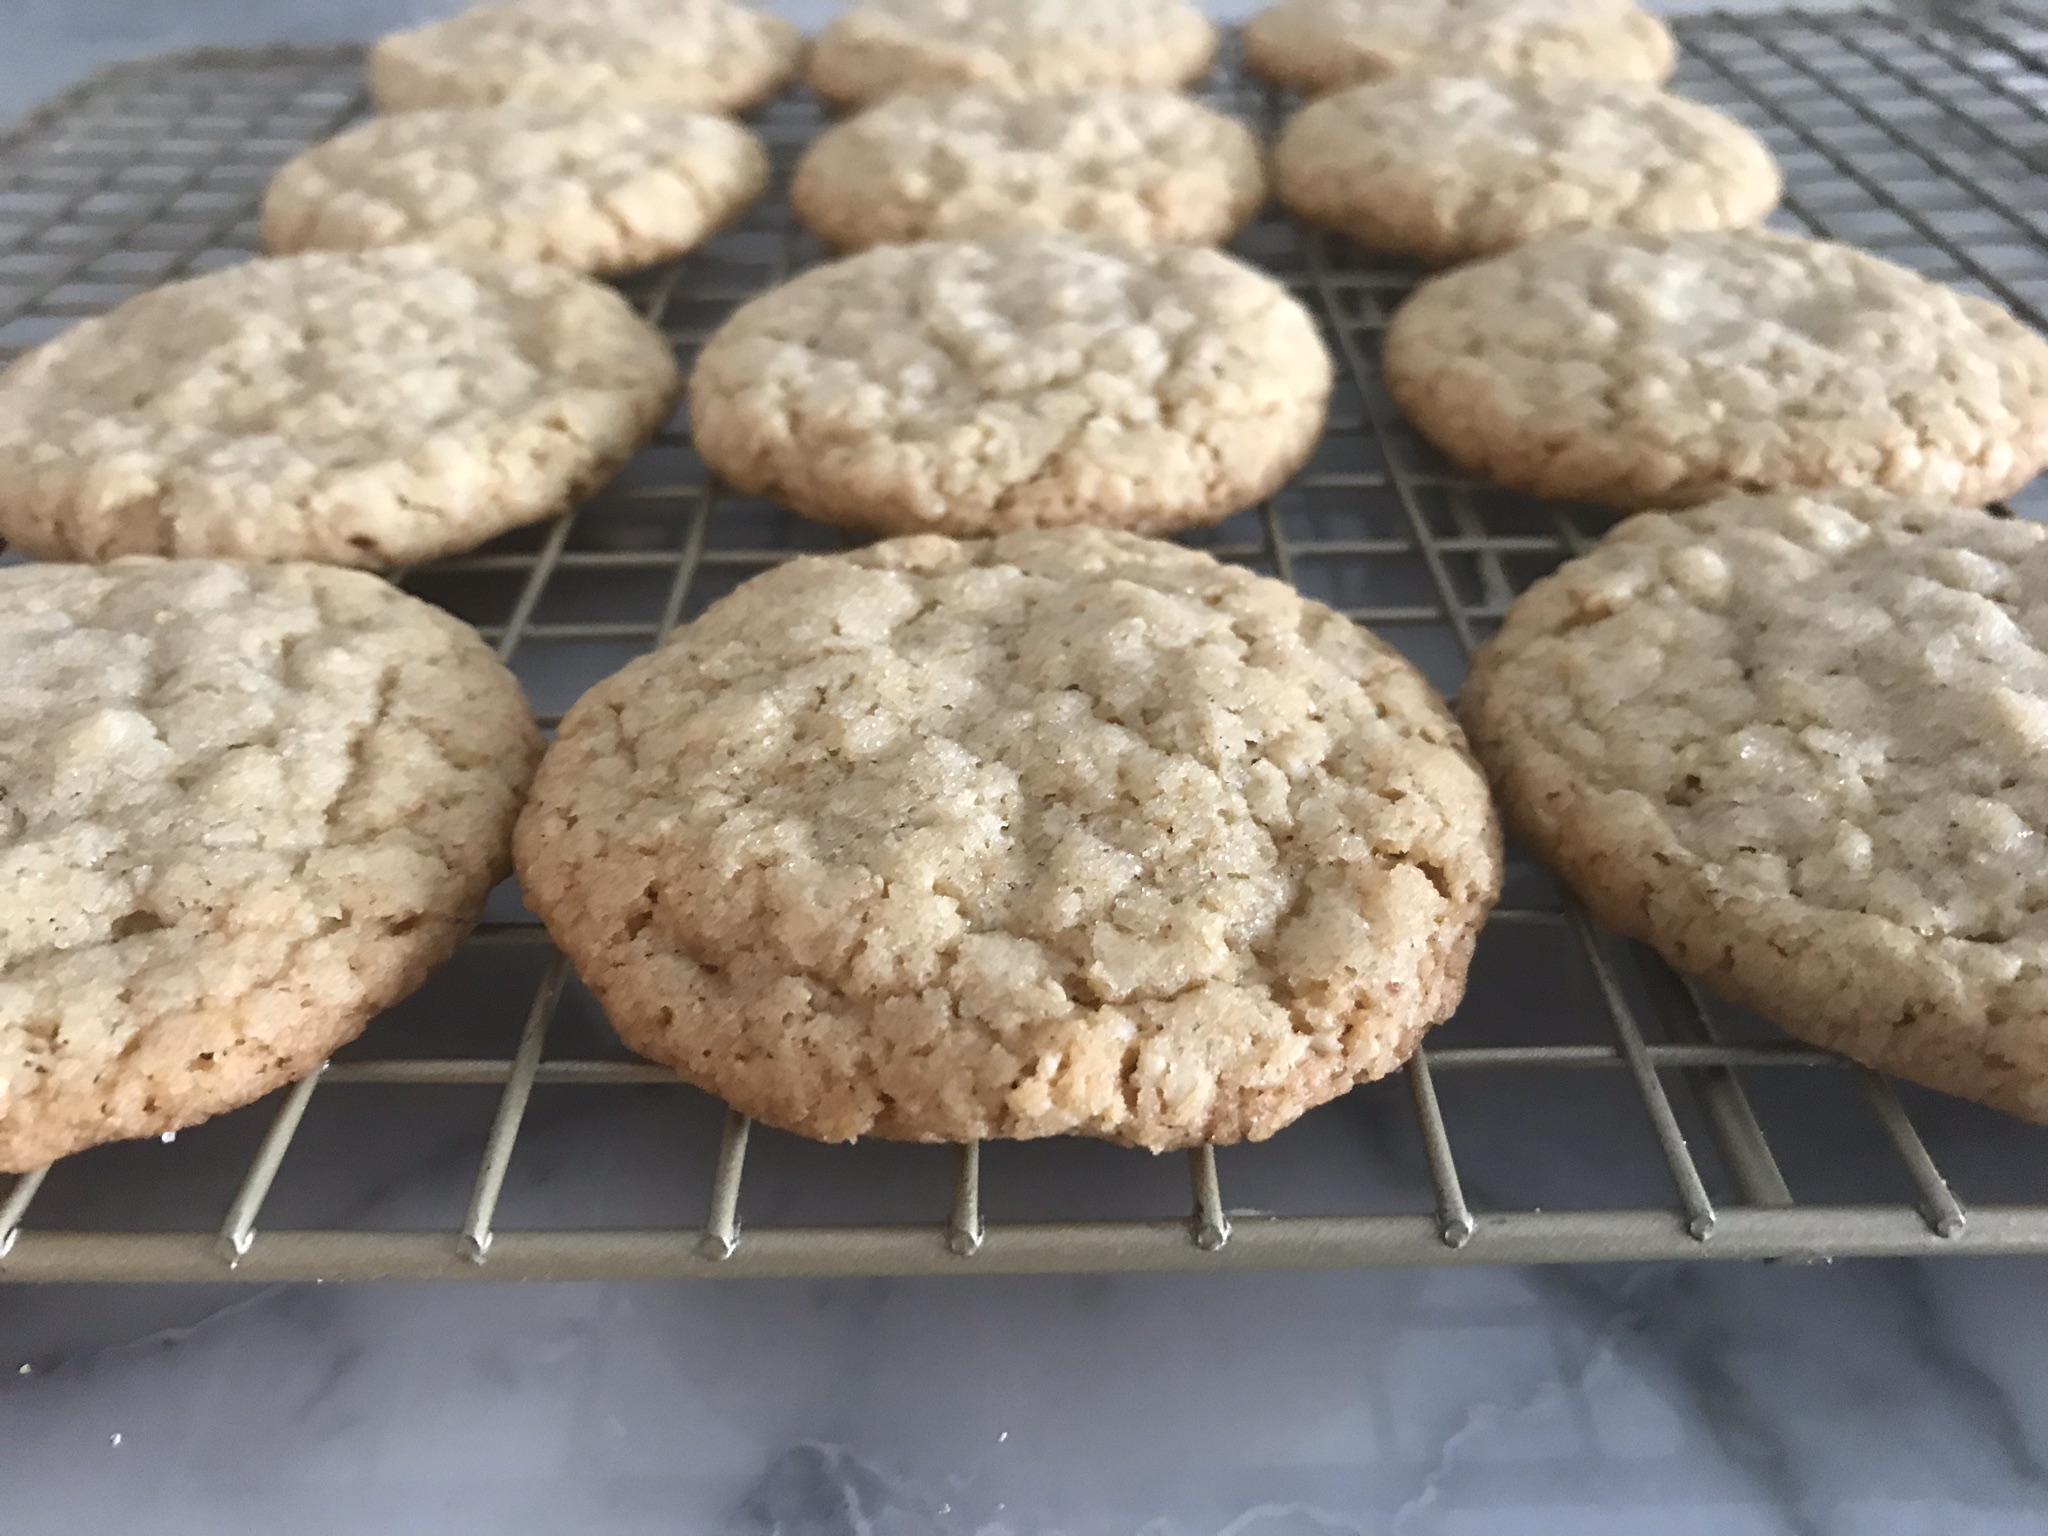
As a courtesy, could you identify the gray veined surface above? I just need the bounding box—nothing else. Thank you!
[6,13,2048,1286]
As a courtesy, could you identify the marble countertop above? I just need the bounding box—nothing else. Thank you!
[5,3,2048,1533]
[7,1147,2048,1534]
[7,1245,2048,1534]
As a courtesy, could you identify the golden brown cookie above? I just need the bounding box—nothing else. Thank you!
[0,248,680,567]
[370,0,805,114]
[689,234,1331,537]
[517,528,1503,1149]
[1463,492,2048,1124]
[262,104,768,275]
[1275,76,1779,264]
[1385,229,2048,509]
[0,559,541,1171]
[793,89,1264,251]
[808,0,1217,110]
[1244,0,1675,94]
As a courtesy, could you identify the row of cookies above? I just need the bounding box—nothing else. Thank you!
[14,482,2048,1170]
[260,76,1269,277]
[21,486,2048,1171]
[12,497,2039,1170]
[360,0,1674,115]
[0,226,1339,561]
[790,71,1783,264]
[0,6,791,568]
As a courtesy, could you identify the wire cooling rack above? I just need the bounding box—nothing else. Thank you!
[5,11,2048,1282]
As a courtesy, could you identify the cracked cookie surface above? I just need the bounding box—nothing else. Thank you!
[808,0,1216,110]
[516,528,1502,1148]
[1244,0,1674,94]
[1385,229,2048,509]
[1275,76,1779,265]
[369,0,804,114]
[0,559,541,1170]
[262,104,768,275]
[793,88,1264,252]
[1461,492,2048,1123]
[0,247,680,567]
[688,233,1332,537]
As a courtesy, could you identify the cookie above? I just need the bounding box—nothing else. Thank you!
[0,247,681,568]
[1244,0,1675,94]
[261,103,769,275]
[0,559,541,1171]
[1462,492,2048,1123]
[808,0,1217,111]
[792,88,1265,252]
[688,233,1332,538]
[1274,76,1780,265]
[369,0,804,115]
[1385,229,2048,509]
[516,528,1503,1149]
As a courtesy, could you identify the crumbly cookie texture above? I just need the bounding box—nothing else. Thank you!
[261,104,769,275]
[1462,492,2048,1123]
[688,233,1332,537]
[0,247,681,568]
[1244,0,1674,93]
[369,0,804,114]
[792,89,1265,252]
[1385,229,2048,509]
[808,0,1217,110]
[1275,76,1780,265]
[517,528,1502,1149]
[0,559,541,1171]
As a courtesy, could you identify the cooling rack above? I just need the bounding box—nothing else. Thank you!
[5,10,2048,1283]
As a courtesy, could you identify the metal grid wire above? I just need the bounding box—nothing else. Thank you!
[5,11,2048,1281]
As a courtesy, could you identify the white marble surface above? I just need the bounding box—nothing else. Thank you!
[1,1257,2046,1534]
[6,1195,2048,1532]
[7,3,2048,1532]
